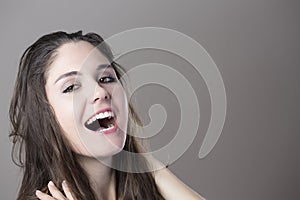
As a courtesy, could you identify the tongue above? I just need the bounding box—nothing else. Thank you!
[86,117,115,131]
[98,118,113,129]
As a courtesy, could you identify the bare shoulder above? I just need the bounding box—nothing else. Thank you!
[154,167,206,200]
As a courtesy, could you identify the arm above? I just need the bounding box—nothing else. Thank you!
[154,167,206,200]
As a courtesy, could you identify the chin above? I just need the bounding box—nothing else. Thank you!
[78,133,126,158]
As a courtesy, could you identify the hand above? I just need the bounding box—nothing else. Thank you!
[36,180,75,200]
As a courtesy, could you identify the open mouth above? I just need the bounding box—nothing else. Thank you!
[85,111,116,133]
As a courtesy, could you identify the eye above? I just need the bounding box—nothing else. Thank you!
[98,75,116,84]
[62,84,81,93]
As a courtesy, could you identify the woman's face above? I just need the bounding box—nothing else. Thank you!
[45,41,128,159]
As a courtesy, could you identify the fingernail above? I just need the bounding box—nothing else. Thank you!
[36,190,42,197]
[62,180,68,188]
[48,181,55,187]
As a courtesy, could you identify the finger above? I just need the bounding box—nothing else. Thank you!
[62,180,75,200]
[48,181,67,200]
[36,190,56,200]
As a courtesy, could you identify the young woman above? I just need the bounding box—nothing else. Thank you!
[9,31,205,200]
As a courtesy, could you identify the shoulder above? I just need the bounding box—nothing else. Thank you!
[154,167,206,200]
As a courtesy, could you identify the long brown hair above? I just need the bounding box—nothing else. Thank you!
[9,31,165,200]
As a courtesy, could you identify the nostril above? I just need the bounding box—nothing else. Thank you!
[93,95,108,103]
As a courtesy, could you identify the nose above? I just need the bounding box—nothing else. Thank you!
[91,84,110,104]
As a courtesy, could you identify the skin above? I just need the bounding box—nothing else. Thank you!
[154,167,206,200]
[36,41,206,200]
[45,41,128,159]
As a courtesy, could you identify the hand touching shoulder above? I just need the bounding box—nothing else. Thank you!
[154,167,206,200]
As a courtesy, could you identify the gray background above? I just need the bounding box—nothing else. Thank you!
[1,1,299,199]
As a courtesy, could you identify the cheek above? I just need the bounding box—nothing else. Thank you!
[110,84,127,112]
[56,104,75,130]
[50,97,86,152]
[47,92,82,138]
[111,84,129,132]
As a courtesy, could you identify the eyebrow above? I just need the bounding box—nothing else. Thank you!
[97,64,112,71]
[54,64,113,84]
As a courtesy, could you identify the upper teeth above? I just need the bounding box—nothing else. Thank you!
[87,111,114,125]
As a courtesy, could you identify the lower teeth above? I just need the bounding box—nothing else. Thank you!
[99,123,114,131]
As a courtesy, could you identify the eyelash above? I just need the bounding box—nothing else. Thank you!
[62,83,81,93]
[98,75,116,84]
[62,76,116,94]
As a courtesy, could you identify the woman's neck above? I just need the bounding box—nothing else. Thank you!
[77,155,116,200]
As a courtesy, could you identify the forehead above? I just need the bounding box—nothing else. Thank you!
[46,41,111,80]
